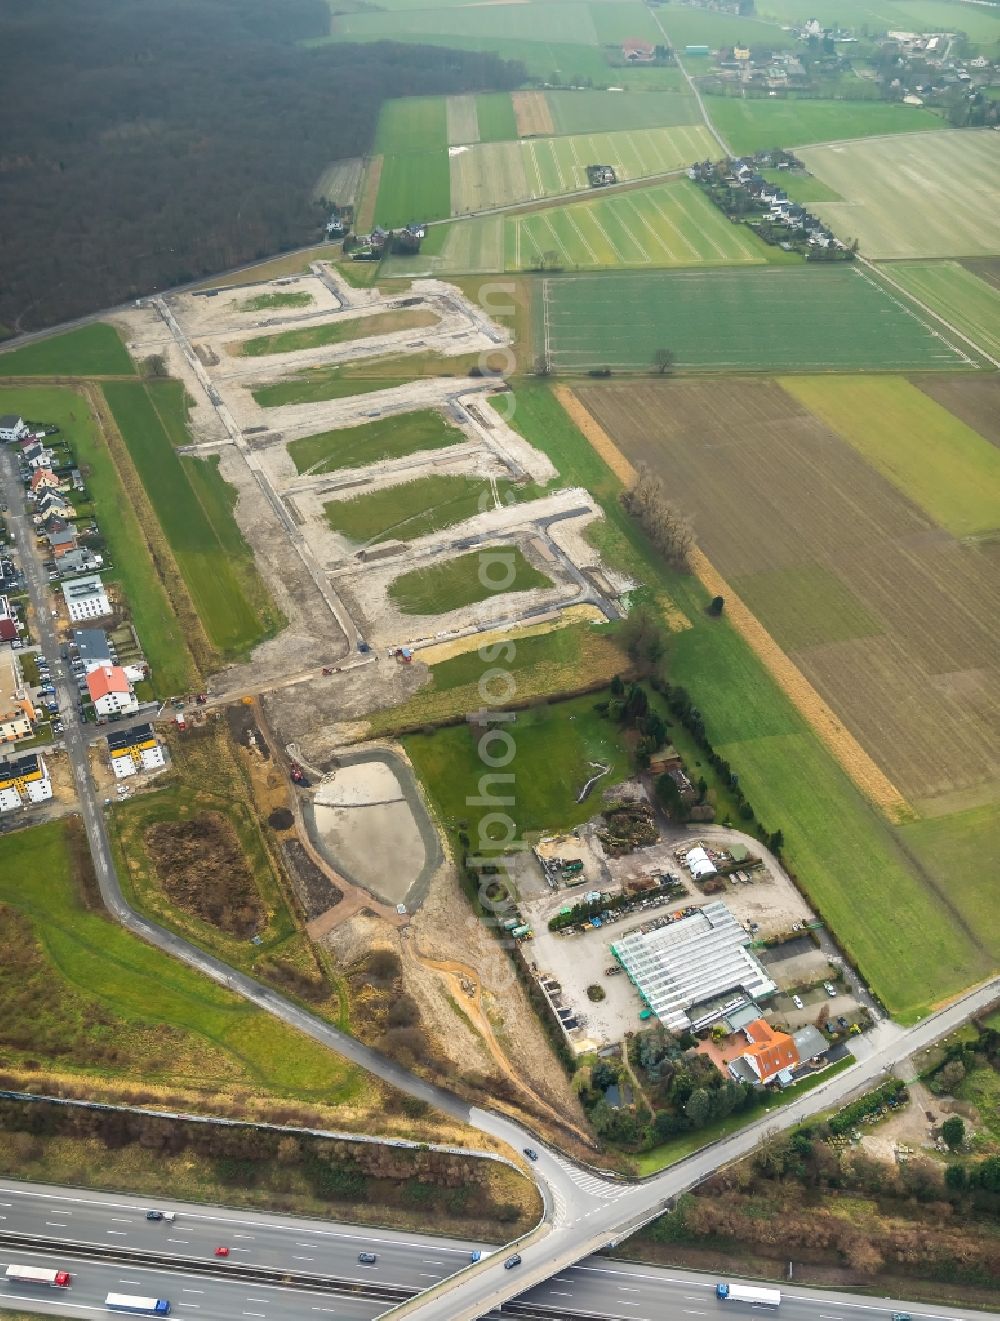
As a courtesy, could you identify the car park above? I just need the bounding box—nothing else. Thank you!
[357,1252,377,1264]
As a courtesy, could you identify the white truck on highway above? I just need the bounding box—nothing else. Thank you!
[5,1264,72,1287]
[105,1292,171,1314]
[716,1283,781,1307]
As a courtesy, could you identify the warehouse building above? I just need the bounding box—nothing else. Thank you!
[611,900,775,1032]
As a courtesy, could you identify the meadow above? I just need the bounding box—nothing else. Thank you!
[103,381,284,659]
[0,821,365,1103]
[324,473,526,543]
[491,383,993,1017]
[0,384,198,694]
[404,690,633,843]
[884,260,1000,362]
[375,96,449,155]
[798,129,1000,259]
[374,151,453,226]
[238,309,438,357]
[706,96,945,155]
[334,2,601,46]
[450,124,717,213]
[654,6,795,48]
[575,375,1000,814]
[0,324,134,377]
[780,375,1000,538]
[288,409,467,475]
[507,179,775,270]
[388,545,550,614]
[541,267,971,370]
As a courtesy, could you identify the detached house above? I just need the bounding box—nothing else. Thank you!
[730,1017,799,1086]
[86,664,139,718]
[0,415,28,443]
[23,441,54,471]
[30,468,62,495]
[63,574,112,623]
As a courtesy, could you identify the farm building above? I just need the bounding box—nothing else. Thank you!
[611,900,775,1032]
[622,38,655,61]
[685,845,717,879]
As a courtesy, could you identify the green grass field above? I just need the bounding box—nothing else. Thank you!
[507,179,777,270]
[238,291,314,312]
[375,95,449,154]
[374,150,453,227]
[541,267,972,371]
[0,324,135,377]
[476,91,518,143]
[706,96,945,155]
[759,168,842,203]
[103,381,284,658]
[798,129,1000,259]
[288,410,466,475]
[779,375,1000,537]
[755,0,1000,53]
[0,821,364,1102]
[490,384,991,1018]
[450,124,718,214]
[239,308,436,357]
[334,2,600,45]
[389,545,550,614]
[656,6,795,48]
[546,89,700,135]
[252,369,411,408]
[589,0,663,44]
[0,384,198,694]
[404,690,632,844]
[146,378,193,448]
[883,260,1000,362]
[325,473,529,544]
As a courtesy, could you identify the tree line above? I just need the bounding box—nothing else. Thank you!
[0,0,523,332]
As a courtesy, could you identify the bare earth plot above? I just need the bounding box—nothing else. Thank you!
[798,129,1000,259]
[313,158,365,205]
[446,94,480,146]
[513,90,555,138]
[911,374,1000,450]
[573,377,1000,815]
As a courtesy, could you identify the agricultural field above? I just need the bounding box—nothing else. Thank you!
[0,384,198,694]
[103,381,284,659]
[237,309,438,357]
[573,376,1000,815]
[798,129,1000,259]
[507,179,775,270]
[781,375,1000,538]
[375,96,449,155]
[333,2,600,45]
[753,0,1000,51]
[546,89,701,135]
[324,473,528,543]
[655,6,795,48]
[288,410,467,475]
[589,0,662,44]
[540,267,972,370]
[313,157,365,206]
[706,96,945,156]
[450,124,717,213]
[0,323,134,377]
[476,91,519,143]
[0,820,365,1104]
[882,260,1000,362]
[488,384,990,1017]
[912,375,1000,449]
[388,545,549,614]
[374,150,452,226]
[447,94,480,146]
[759,169,843,203]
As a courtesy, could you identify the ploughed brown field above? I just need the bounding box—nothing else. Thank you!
[576,378,1000,815]
[911,374,1000,450]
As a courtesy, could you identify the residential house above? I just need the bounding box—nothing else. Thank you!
[730,1017,799,1085]
[107,723,166,778]
[0,595,20,646]
[0,415,29,443]
[48,527,79,558]
[22,440,54,471]
[30,468,62,495]
[0,699,34,744]
[0,752,53,812]
[86,664,139,718]
[56,548,104,577]
[75,626,145,685]
[63,574,112,623]
[34,489,73,522]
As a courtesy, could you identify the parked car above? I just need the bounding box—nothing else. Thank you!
[791,994,803,1009]
[823,982,837,997]
[358,1252,377,1265]
[504,1255,522,1270]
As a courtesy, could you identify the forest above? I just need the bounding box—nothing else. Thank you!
[0,0,522,332]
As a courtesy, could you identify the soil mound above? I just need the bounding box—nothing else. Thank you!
[146,812,263,937]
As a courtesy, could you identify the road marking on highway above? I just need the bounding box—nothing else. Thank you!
[233,1232,254,1238]
[684,1309,706,1314]
[311,1309,337,1314]
[422,1258,443,1264]
[119,1281,143,1287]
[620,1287,639,1292]
[418,1272,441,1278]
[167,1238,190,1244]
[548,1291,572,1297]
[293,1255,314,1262]
[107,1230,128,1236]
[242,1312,266,1318]
[182,1289,205,1294]
[110,1217,132,1223]
[45,1220,70,1226]
[177,1304,201,1310]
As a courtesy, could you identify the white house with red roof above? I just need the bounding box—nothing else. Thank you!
[86,664,138,718]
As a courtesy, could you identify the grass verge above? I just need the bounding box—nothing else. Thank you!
[238,308,436,357]
[325,474,534,544]
[288,409,466,475]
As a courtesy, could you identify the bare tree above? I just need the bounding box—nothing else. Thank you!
[653,347,675,375]
[621,462,693,570]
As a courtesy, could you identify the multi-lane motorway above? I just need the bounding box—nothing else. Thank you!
[1,1180,996,1321]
